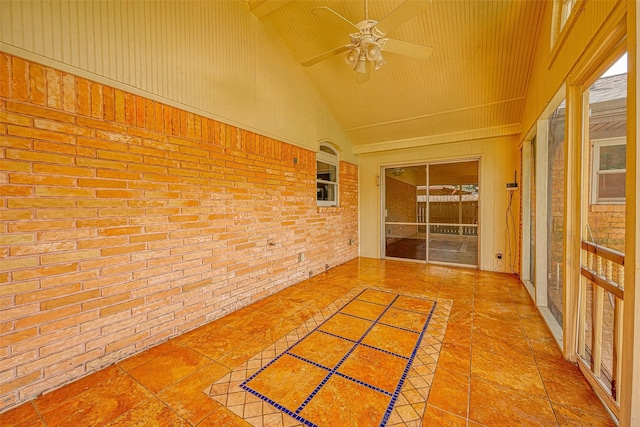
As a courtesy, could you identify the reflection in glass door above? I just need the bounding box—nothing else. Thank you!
[383,161,479,267]
[427,162,478,266]
[547,102,566,330]
[384,166,427,261]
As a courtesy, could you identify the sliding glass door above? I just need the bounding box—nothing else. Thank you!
[383,161,479,267]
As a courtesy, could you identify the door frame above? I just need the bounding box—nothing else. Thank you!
[380,157,481,267]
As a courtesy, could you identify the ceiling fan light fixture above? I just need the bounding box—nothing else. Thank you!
[302,0,434,79]
[345,47,360,66]
[373,53,386,70]
[354,53,367,73]
[366,43,381,61]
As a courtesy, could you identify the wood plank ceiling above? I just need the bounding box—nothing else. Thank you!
[247,0,545,153]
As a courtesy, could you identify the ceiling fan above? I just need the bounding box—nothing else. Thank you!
[302,0,434,83]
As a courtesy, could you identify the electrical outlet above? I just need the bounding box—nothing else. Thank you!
[298,253,305,262]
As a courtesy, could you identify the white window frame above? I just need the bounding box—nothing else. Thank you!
[591,137,626,204]
[316,144,339,207]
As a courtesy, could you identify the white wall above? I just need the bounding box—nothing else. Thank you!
[0,0,355,162]
[358,135,520,272]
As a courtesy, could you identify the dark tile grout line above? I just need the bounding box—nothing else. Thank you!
[380,301,438,427]
[240,288,439,427]
[240,288,371,393]
[316,329,410,360]
[239,288,376,427]
[124,289,356,426]
[293,293,401,415]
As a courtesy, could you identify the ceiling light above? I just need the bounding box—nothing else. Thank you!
[354,53,367,73]
[301,0,435,81]
[391,168,405,177]
[345,47,359,66]
[373,53,386,70]
[366,43,380,61]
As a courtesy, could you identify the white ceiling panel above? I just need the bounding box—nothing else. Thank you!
[249,0,545,151]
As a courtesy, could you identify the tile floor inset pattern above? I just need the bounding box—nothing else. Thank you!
[204,288,452,427]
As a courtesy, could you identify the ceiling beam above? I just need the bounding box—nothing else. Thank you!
[353,124,521,155]
[344,98,526,133]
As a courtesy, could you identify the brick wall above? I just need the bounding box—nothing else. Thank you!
[587,145,626,253]
[548,118,565,326]
[0,53,358,411]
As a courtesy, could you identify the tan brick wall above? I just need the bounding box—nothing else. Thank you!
[548,121,565,324]
[588,206,626,252]
[0,53,358,411]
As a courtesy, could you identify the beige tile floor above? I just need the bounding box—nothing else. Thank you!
[204,286,450,426]
[0,258,616,426]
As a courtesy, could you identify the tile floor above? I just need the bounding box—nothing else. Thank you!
[205,287,450,426]
[0,258,616,427]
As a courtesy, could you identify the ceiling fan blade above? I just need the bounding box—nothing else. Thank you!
[376,0,430,35]
[312,6,359,34]
[302,45,351,67]
[356,61,370,84]
[383,38,434,60]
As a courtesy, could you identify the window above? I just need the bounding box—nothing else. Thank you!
[592,138,626,204]
[559,0,576,29]
[550,0,583,50]
[317,144,338,206]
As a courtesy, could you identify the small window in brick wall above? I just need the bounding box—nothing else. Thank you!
[317,144,339,206]
[592,137,626,204]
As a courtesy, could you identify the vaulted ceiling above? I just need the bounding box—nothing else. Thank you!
[247,0,546,153]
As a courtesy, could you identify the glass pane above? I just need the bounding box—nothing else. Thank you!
[428,161,478,266]
[384,167,426,261]
[429,185,460,225]
[581,54,627,402]
[317,161,336,183]
[316,182,336,202]
[319,145,337,156]
[461,185,479,224]
[561,0,575,27]
[417,186,427,234]
[586,55,626,252]
[600,292,615,387]
[385,170,420,223]
[547,101,565,329]
[530,137,537,288]
[599,144,626,170]
[584,281,594,356]
[385,224,425,261]
[598,172,626,200]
